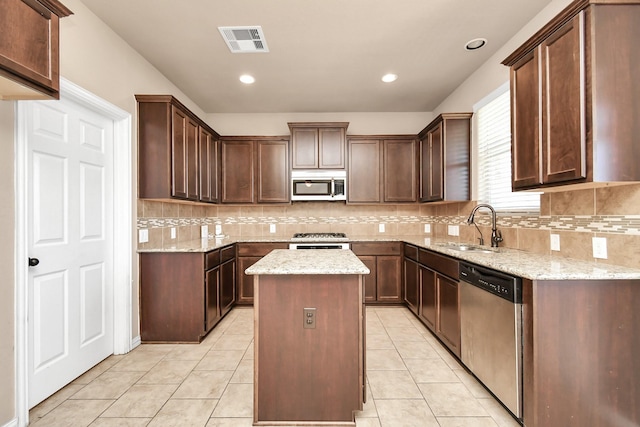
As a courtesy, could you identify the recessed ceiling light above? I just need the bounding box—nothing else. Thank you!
[465,38,487,51]
[239,74,255,84]
[381,73,398,83]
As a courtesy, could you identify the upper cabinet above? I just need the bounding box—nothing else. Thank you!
[220,137,290,204]
[503,0,640,191]
[418,113,472,203]
[0,0,72,100]
[136,95,220,202]
[289,122,348,169]
[347,136,417,204]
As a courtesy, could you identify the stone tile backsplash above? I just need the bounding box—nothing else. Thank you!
[137,183,640,269]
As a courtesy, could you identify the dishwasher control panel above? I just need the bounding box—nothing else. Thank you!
[459,262,522,303]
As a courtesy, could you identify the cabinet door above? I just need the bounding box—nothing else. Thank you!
[257,140,289,203]
[376,256,402,303]
[171,107,199,200]
[384,139,417,202]
[358,256,378,303]
[221,140,254,203]
[319,128,345,169]
[237,256,261,305]
[0,0,70,99]
[420,266,436,331]
[291,128,318,169]
[541,13,586,185]
[205,267,220,331]
[220,259,236,317]
[171,107,189,199]
[199,127,219,203]
[420,126,443,202]
[511,49,542,190]
[403,258,419,315]
[436,274,460,357]
[348,139,381,203]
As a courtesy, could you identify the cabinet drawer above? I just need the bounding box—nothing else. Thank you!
[205,249,220,270]
[221,245,236,262]
[237,242,288,257]
[351,242,402,256]
[418,249,459,280]
[404,244,418,261]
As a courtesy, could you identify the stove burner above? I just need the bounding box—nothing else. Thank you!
[293,232,347,239]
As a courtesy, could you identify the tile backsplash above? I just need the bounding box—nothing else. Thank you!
[137,183,640,269]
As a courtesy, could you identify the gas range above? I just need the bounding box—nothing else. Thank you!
[292,232,347,240]
[289,232,350,249]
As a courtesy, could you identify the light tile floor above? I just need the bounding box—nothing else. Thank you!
[29,306,521,427]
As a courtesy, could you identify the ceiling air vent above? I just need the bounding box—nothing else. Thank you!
[218,26,269,53]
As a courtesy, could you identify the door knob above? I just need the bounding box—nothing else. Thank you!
[28,258,40,267]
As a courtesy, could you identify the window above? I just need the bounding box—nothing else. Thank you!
[475,87,540,212]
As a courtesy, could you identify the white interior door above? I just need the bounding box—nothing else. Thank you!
[26,96,115,408]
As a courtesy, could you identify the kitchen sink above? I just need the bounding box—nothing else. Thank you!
[435,243,499,254]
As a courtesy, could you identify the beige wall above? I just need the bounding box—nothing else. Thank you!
[0,100,16,425]
[207,112,434,136]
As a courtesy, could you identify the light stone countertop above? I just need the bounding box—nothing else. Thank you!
[137,234,640,281]
[245,249,370,275]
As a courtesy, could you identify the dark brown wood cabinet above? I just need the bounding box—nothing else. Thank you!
[236,242,290,304]
[403,245,419,315]
[139,246,235,342]
[351,242,403,303]
[137,95,220,202]
[221,137,289,204]
[199,126,219,203]
[0,0,72,100]
[289,122,348,169]
[418,114,472,203]
[503,0,640,190]
[219,245,236,317]
[404,246,460,357]
[347,136,417,204]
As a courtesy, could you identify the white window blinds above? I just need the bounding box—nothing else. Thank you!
[476,90,540,212]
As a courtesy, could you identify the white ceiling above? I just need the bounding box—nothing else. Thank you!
[80,0,552,114]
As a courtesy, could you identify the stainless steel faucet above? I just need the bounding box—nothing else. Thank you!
[466,203,503,247]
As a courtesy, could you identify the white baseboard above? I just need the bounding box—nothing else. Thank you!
[2,416,18,427]
[130,335,141,350]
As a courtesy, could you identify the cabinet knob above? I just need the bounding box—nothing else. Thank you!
[28,257,40,267]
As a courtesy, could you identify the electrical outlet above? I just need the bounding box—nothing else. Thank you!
[424,224,431,234]
[448,225,459,236]
[215,224,222,236]
[303,308,316,329]
[379,223,385,233]
[138,229,149,243]
[170,227,176,239]
[550,234,560,251]
[201,225,208,238]
[592,237,608,259]
[269,224,276,233]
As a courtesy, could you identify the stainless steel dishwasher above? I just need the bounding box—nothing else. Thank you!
[459,261,523,420]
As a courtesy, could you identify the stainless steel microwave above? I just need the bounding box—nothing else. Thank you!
[291,170,347,201]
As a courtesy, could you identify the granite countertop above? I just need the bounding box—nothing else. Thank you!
[245,249,370,275]
[137,234,640,281]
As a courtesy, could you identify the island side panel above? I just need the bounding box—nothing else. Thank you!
[530,279,640,427]
[255,274,363,424]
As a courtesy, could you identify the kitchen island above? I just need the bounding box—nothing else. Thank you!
[246,249,369,426]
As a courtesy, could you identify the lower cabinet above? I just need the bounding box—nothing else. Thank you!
[351,242,403,304]
[403,244,461,357]
[139,245,236,342]
[220,245,236,317]
[236,242,289,304]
